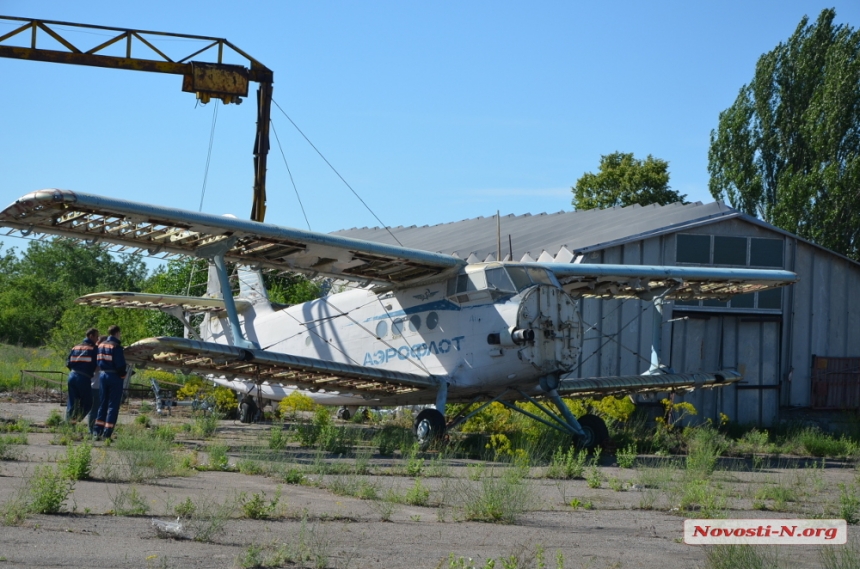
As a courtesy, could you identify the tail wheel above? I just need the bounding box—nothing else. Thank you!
[577,414,609,450]
[413,408,446,450]
[336,407,351,421]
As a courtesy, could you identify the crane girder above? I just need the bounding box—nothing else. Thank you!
[0,15,273,221]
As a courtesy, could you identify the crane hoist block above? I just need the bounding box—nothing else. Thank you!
[182,61,249,104]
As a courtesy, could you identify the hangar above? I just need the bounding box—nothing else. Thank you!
[336,201,860,427]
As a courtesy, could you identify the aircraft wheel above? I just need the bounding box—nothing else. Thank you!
[414,408,446,450]
[576,414,609,450]
[336,407,351,421]
[239,395,258,424]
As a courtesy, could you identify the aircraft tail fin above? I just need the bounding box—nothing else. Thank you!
[205,263,270,307]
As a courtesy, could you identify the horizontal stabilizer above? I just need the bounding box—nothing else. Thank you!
[558,370,742,397]
[125,337,441,397]
[76,292,252,313]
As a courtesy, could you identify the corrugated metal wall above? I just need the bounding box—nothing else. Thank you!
[568,219,860,427]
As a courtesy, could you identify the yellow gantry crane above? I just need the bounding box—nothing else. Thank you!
[0,15,274,222]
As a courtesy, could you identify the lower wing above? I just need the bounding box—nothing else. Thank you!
[557,370,742,397]
[125,337,441,398]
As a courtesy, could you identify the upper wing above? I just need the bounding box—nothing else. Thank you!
[0,190,465,287]
[126,336,441,397]
[539,262,797,300]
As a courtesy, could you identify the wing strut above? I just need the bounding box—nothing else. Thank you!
[195,237,257,350]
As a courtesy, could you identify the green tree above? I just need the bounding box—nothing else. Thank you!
[571,152,686,210]
[0,240,147,347]
[708,9,860,260]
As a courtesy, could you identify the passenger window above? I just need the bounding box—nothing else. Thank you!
[392,318,405,337]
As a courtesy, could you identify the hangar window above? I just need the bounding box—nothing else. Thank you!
[676,234,784,269]
[676,234,710,264]
[713,236,747,265]
[750,238,784,267]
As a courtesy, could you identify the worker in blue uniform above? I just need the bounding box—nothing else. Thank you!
[93,325,127,440]
[65,327,99,422]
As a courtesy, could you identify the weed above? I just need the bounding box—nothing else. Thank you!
[174,497,196,519]
[461,466,532,524]
[678,479,727,518]
[374,425,412,456]
[839,483,860,524]
[704,544,781,569]
[109,485,150,516]
[109,431,177,482]
[241,488,282,519]
[45,409,63,428]
[327,472,378,500]
[586,466,602,489]
[61,441,92,480]
[404,478,431,506]
[546,446,588,479]
[0,435,25,460]
[369,490,401,521]
[616,443,636,468]
[820,539,860,569]
[269,426,289,450]
[467,463,487,481]
[135,414,152,428]
[608,476,624,492]
[238,543,263,569]
[280,465,305,485]
[205,443,230,471]
[426,453,450,478]
[185,495,236,542]
[685,427,727,476]
[28,465,74,514]
[139,401,153,414]
[405,444,425,476]
[188,413,220,439]
[237,458,265,476]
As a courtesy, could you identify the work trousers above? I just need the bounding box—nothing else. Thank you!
[94,373,123,438]
[66,371,93,422]
[88,388,100,435]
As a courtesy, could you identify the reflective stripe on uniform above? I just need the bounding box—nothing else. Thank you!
[69,355,92,362]
[98,353,113,361]
[104,422,115,428]
[95,420,105,426]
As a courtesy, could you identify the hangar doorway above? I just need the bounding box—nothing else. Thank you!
[670,314,781,427]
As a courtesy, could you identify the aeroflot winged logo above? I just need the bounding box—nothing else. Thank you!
[413,289,439,301]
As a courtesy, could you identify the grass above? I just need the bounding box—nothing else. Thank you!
[0,344,65,392]
[3,464,75,522]
[704,545,781,569]
[106,426,182,482]
[240,488,282,519]
[108,485,150,516]
[545,446,588,479]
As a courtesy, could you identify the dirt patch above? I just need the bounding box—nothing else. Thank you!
[0,400,854,568]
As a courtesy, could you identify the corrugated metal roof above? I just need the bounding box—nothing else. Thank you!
[334,201,860,268]
[334,201,739,262]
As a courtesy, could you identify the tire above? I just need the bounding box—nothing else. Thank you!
[336,407,351,421]
[576,414,609,450]
[239,396,258,424]
[413,408,446,450]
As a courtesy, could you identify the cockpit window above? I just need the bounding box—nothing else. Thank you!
[485,267,516,292]
[507,267,532,291]
[527,268,555,285]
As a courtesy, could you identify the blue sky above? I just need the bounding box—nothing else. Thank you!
[1,1,859,243]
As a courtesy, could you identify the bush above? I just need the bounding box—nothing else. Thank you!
[278,392,317,418]
[461,466,532,524]
[45,409,63,428]
[241,488,281,519]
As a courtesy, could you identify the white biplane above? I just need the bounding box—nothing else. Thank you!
[0,189,798,448]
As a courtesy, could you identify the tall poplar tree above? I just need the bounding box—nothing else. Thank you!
[708,9,860,259]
